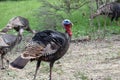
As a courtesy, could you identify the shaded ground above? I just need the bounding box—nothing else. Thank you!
[1,35,120,80]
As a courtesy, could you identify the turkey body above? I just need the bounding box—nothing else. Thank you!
[10,19,72,80]
[10,30,70,68]
[32,30,70,61]
[0,32,22,69]
[10,30,71,80]
[90,2,120,21]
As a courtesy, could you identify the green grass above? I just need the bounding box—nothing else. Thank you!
[0,0,40,31]
[74,71,89,80]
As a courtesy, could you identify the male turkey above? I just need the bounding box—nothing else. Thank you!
[90,2,120,22]
[0,16,34,69]
[10,19,73,80]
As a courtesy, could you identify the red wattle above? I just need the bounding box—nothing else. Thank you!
[65,25,72,36]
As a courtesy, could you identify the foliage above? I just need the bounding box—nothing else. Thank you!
[0,0,120,38]
[37,0,90,30]
[116,0,120,2]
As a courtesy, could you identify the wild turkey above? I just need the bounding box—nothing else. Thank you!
[0,17,35,69]
[1,16,35,33]
[10,19,73,80]
[90,2,120,22]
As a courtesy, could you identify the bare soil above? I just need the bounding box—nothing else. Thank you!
[1,34,120,80]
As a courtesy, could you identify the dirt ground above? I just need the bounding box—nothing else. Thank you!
[1,34,120,80]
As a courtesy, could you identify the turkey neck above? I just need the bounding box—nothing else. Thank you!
[15,29,23,45]
[64,23,72,37]
[65,32,71,41]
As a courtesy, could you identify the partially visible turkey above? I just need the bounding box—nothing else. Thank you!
[1,16,35,33]
[10,19,73,80]
[90,2,120,22]
[0,16,35,69]
[0,28,24,69]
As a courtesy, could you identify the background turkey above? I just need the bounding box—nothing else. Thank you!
[1,16,35,33]
[10,19,73,80]
[90,2,120,22]
[0,16,34,69]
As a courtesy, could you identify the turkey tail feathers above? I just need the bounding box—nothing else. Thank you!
[9,56,29,69]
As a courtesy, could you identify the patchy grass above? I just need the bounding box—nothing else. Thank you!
[1,35,120,80]
[74,71,89,80]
